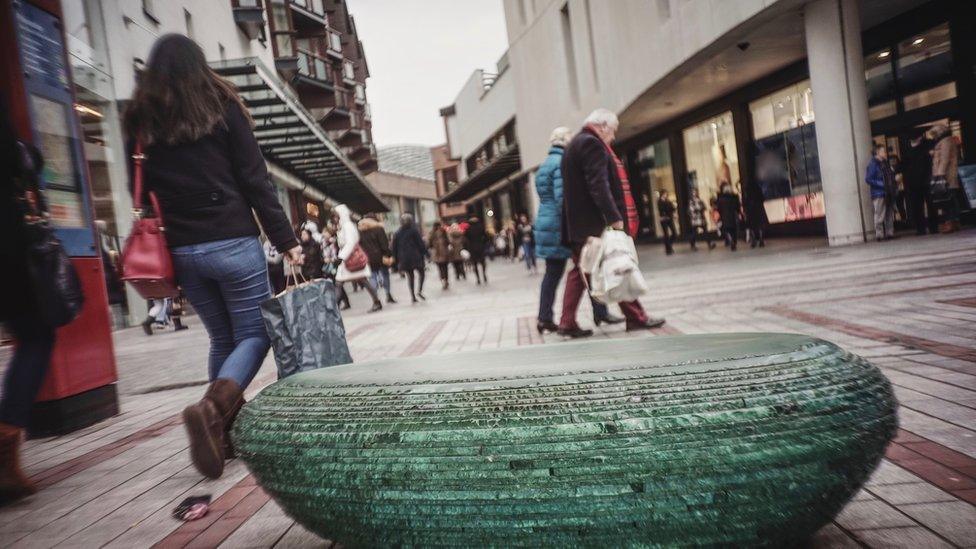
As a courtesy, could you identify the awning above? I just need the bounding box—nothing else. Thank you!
[438,144,521,203]
[211,58,387,213]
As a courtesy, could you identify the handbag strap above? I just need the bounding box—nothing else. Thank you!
[132,140,145,213]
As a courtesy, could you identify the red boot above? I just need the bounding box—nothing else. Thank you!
[0,423,36,504]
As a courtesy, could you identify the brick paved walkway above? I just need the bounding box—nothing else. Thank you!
[2,230,975,547]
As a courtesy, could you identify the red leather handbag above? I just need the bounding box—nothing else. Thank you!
[344,244,368,272]
[120,142,179,299]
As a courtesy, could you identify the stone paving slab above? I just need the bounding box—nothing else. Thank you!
[0,230,975,547]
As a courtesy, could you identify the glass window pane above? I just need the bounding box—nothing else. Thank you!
[271,1,291,31]
[636,139,677,236]
[682,112,738,230]
[275,33,294,57]
[897,23,955,111]
[865,48,895,120]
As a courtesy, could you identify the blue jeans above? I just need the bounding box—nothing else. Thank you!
[538,257,609,323]
[170,236,271,389]
[0,316,55,427]
[370,266,391,296]
[522,242,537,271]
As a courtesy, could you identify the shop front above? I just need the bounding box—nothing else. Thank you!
[623,0,972,244]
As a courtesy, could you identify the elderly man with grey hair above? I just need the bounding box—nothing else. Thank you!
[534,126,622,335]
[556,109,665,337]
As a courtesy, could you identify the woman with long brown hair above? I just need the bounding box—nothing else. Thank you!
[125,34,300,479]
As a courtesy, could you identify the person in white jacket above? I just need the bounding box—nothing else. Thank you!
[332,204,382,313]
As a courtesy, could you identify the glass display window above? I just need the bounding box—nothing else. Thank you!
[897,23,956,112]
[682,112,739,230]
[749,80,814,140]
[865,49,897,121]
[636,139,679,236]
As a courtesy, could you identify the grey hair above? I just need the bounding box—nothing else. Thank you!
[400,213,414,226]
[549,126,573,147]
[584,108,619,129]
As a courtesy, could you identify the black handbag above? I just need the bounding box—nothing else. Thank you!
[929,176,950,199]
[15,141,84,327]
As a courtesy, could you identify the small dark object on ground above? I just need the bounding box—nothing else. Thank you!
[172,495,211,521]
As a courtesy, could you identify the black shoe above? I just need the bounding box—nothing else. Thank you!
[368,302,382,313]
[417,292,426,301]
[626,317,666,331]
[594,314,625,326]
[557,327,593,339]
[173,318,189,331]
[141,316,154,336]
[537,321,559,334]
[386,294,397,304]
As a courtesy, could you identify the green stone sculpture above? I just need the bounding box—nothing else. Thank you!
[233,334,897,547]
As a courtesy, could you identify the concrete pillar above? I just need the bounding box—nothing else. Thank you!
[805,0,874,246]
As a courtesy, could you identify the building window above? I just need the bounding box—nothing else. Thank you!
[635,139,678,237]
[865,49,897,121]
[682,112,739,230]
[749,81,824,224]
[184,9,194,39]
[896,23,956,112]
[328,32,342,52]
[270,0,291,31]
[560,3,580,107]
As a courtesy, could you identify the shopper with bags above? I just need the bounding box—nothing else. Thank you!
[428,221,452,290]
[392,213,428,303]
[558,109,666,337]
[123,34,301,480]
[332,204,383,313]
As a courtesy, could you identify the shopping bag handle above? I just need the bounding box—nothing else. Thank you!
[278,263,309,297]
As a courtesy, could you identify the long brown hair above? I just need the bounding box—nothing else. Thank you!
[124,34,250,145]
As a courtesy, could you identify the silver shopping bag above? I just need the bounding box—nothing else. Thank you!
[260,276,353,379]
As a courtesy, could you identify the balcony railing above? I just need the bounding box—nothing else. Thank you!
[290,0,324,15]
[342,60,356,82]
[326,31,343,57]
[296,49,332,84]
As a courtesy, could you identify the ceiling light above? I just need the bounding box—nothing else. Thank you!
[911,37,924,46]
[878,50,890,59]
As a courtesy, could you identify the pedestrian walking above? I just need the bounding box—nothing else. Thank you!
[930,124,961,233]
[743,178,767,248]
[358,214,396,304]
[392,213,427,302]
[716,183,742,250]
[299,228,324,280]
[332,204,383,313]
[465,216,490,284]
[558,108,665,337]
[903,129,936,235]
[0,109,59,502]
[123,34,301,479]
[448,223,467,280]
[865,144,895,241]
[687,188,715,250]
[428,221,451,290]
[516,213,538,274]
[657,191,677,255]
[534,127,622,334]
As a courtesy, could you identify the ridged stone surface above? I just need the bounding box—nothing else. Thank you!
[234,333,898,547]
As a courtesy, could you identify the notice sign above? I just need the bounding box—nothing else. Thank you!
[45,189,86,228]
[15,2,70,90]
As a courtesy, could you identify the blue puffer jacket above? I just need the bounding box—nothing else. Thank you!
[533,146,571,259]
[864,157,888,199]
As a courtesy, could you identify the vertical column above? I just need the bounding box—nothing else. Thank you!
[805,0,874,246]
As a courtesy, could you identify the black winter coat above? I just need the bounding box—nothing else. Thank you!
[465,219,489,259]
[131,102,298,253]
[392,224,426,271]
[0,106,34,321]
[904,139,934,192]
[358,218,391,270]
[560,129,624,245]
[300,240,324,280]
[717,192,741,226]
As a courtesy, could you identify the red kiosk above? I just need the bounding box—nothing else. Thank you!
[1,0,119,436]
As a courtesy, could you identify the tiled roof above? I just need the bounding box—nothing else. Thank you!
[376,144,435,181]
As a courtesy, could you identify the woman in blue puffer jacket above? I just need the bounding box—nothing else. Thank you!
[534,127,621,334]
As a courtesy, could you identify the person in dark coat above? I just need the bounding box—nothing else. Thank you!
[427,222,451,290]
[298,229,324,280]
[742,177,768,248]
[465,216,489,284]
[657,191,677,255]
[392,214,427,303]
[903,130,936,235]
[0,105,57,502]
[559,108,666,336]
[358,214,395,303]
[534,127,620,334]
[716,183,742,250]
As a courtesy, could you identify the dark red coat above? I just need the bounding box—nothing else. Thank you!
[559,129,625,245]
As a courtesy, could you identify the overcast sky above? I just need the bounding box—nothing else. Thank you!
[349,0,508,147]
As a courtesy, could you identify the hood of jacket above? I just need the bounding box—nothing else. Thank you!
[358,217,383,231]
[334,204,351,223]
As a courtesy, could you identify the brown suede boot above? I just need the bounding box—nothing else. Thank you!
[182,379,243,479]
[0,423,36,504]
[222,395,245,459]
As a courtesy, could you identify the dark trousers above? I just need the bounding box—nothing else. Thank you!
[688,225,712,248]
[405,269,425,299]
[539,257,608,324]
[722,223,739,250]
[452,260,466,280]
[470,256,487,283]
[559,247,647,329]
[436,262,449,281]
[660,219,676,254]
[1,316,56,428]
[907,187,937,234]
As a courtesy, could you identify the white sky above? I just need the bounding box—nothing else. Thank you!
[349,0,508,147]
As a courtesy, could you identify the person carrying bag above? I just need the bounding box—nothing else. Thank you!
[261,265,353,379]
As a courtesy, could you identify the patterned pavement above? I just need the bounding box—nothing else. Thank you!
[1,229,975,547]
